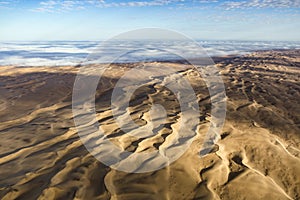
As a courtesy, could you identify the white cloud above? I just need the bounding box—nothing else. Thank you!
[198,0,218,3]
[0,0,15,9]
[0,1,10,4]
[27,0,300,13]
[30,0,186,12]
[40,0,57,6]
[31,0,87,12]
[97,0,185,8]
[223,0,300,10]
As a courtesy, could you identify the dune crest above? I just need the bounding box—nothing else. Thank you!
[0,50,299,199]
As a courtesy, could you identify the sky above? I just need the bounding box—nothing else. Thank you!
[0,0,300,41]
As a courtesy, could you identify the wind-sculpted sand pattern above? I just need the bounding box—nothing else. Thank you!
[0,50,299,200]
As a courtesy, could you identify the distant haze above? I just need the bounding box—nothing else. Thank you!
[1,40,300,66]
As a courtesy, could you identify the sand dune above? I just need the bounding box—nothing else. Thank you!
[0,50,299,199]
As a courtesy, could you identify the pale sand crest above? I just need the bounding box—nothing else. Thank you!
[0,50,299,199]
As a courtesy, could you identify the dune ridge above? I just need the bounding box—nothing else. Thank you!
[0,50,299,200]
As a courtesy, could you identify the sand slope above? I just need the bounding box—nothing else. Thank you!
[0,50,299,200]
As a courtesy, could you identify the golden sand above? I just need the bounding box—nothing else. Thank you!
[0,50,299,200]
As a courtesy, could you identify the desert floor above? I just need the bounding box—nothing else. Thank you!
[0,50,299,200]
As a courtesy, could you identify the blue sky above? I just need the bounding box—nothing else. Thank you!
[0,0,299,41]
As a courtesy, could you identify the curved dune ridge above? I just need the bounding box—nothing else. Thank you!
[0,50,299,199]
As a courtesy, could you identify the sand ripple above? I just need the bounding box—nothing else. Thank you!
[0,50,300,199]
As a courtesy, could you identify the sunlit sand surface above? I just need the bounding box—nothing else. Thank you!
[0,50,299,200]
